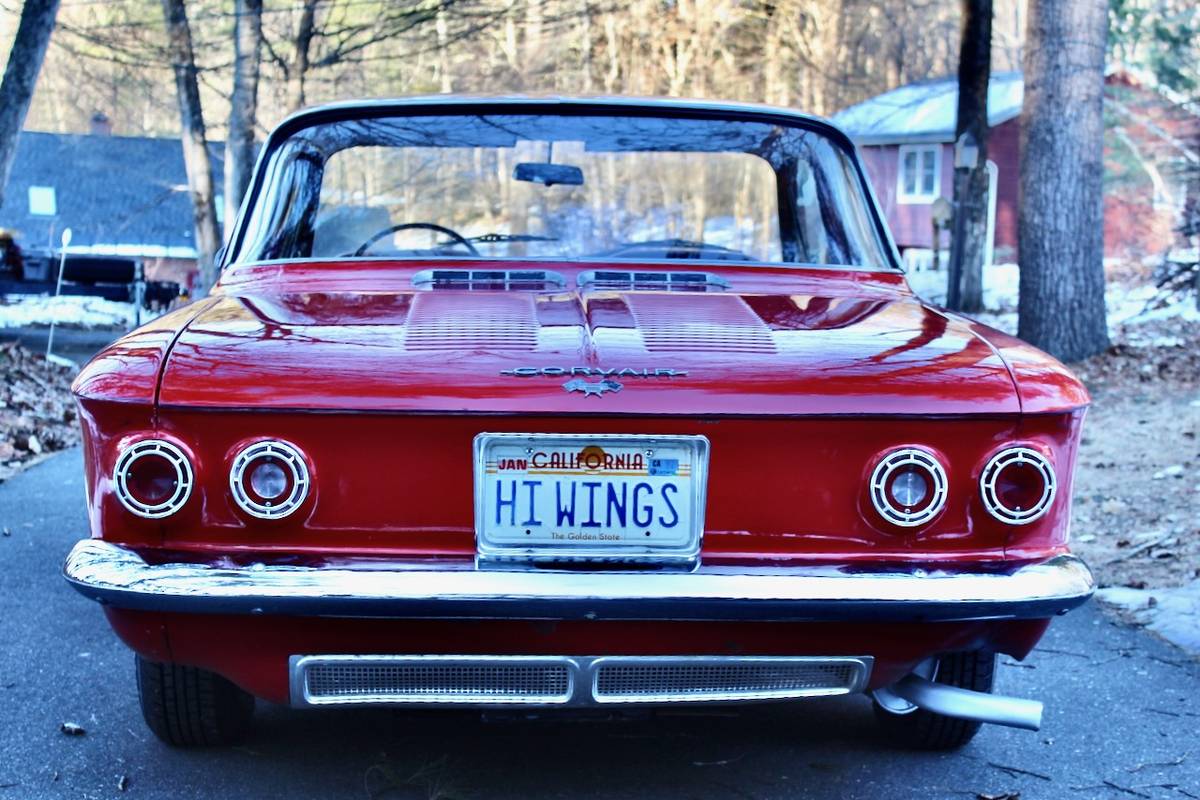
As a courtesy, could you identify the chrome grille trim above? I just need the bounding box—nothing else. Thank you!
[289,655,872,708]
[411,268,566,290]
[577,270,730,291]
[591,656,869,703]
[294,656,574,706]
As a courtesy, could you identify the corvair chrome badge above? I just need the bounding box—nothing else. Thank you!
[500,367,688,378]
[499,366,687,398]
[563,377,623,397]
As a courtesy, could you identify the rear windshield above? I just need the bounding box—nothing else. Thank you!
[231,111,895,270]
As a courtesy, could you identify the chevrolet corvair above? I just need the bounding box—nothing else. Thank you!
[64,97,1093,748]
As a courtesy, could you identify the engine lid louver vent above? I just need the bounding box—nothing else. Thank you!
[412,269,566,290]
[577,270,730,292]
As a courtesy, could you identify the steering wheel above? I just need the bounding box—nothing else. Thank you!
[353,222,480,257]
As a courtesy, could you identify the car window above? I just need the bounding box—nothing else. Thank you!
[233,112,893,270]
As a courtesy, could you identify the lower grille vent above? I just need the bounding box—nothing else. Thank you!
[301,657,573,705]
[292,655,871,707]
[593,659,860,702]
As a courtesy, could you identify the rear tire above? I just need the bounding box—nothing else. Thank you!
[136,656,255,746]
[873,650,995,750]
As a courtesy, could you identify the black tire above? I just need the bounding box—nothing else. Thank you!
[873,650,995,750]
[136,656,255,746]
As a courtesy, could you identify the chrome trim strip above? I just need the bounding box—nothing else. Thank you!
[288,654,873,708]
[63,540,1095,622]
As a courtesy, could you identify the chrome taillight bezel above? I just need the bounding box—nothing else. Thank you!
[980,446,1057,525]
[868,447,948,528]
[229,439,311,519]
[113,439,194,519]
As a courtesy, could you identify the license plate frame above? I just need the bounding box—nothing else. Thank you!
[473,433,710,568]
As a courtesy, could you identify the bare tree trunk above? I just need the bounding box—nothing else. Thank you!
[225,0,262,230]
[287,0,319,113]
[161,0,221,294]
[436,8,452,93]
[0,0,61,210]
[1017,0,1109,361]
[946,0,991,313]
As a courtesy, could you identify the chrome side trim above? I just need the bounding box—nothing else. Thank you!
[64,540,1095,623]
[288,654,873,708]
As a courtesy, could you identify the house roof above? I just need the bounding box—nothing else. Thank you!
[832,72,1024,146]
[0,131,224,259]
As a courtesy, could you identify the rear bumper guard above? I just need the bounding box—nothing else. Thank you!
[63,539,1094,622]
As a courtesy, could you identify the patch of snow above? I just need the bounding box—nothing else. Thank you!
[0,294,135,329]
[905,262,1199,337]
[1097,581,1200,655]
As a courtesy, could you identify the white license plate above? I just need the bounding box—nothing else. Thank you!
[474,433,709,565]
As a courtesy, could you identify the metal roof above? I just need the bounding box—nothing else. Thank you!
[832,72,1024,146]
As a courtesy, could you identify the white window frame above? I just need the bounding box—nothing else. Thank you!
[28,185,57,216]
[896,144,941,204]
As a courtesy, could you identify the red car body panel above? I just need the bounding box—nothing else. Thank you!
[135,261,1081,416]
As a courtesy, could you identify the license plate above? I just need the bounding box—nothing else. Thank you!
[474,433,709,565]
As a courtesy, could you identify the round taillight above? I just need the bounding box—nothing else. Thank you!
[230,440,310,519]
[113,439,193,518]
[869,448,948,527]
[980,447,1056,524]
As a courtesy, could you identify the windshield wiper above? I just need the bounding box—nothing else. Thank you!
[598,238,754,261]
[468,233,559,243]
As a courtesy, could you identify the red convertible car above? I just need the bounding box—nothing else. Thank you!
[64,97,1093,749]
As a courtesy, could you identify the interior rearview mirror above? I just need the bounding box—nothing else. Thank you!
[513,162,584,187]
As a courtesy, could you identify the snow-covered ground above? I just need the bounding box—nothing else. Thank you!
[0,294,136,329]
[906,262,1200,337]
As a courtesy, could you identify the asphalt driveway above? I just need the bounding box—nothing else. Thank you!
[2,450,1198,800]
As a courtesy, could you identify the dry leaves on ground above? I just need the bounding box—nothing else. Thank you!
[0,341,80,483]
[1069,318,1200,591]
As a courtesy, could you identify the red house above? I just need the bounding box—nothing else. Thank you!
[832,72,1023,265]
[833,71,1198,266]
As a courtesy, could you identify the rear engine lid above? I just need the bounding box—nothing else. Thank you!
[157,280,1020,415]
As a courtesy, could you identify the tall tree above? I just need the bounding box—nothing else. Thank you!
[161,0,221,292]
[946,0,991,313]
[226,0,263,228]
[1018,0,1109,360]
[284,0,320,113]
[0,0,61,209]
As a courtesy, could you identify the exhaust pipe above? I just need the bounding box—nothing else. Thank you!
[890,674,1044,731]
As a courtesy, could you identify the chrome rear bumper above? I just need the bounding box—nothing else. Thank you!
[63,539,1094,622]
